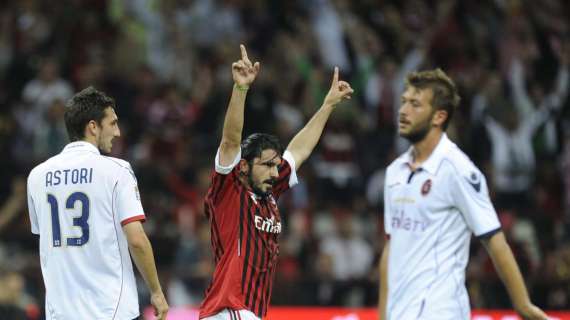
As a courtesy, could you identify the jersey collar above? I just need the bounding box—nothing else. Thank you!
[61,141,101,155]
[399,133,452,175]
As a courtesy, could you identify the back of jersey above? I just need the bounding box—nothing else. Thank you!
[27,142,145,320]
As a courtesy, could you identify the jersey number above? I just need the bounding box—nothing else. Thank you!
[47,192,90,247]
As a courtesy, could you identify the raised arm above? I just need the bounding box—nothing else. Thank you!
[508,57,535,118]
[219,44,260,166]
[482,232,548,320]
[286,67,353,169]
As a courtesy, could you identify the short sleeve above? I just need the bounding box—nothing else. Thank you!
[282,151,298,188]
[450,169,500,237]
[383,173,392,236]
[27,175,39,235]
[114,166,146,226]
[215,147,241,174]
[272,150,298,198]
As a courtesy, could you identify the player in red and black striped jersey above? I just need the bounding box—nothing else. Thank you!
[199,45,353,320]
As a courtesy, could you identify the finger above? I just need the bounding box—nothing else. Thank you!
[236,60,246,71]
[240,44,251,64]
[253,61,261,74]
[331,66,339,86]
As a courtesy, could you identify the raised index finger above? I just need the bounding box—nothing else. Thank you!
[240,44,250,63]
[331,66,339,86]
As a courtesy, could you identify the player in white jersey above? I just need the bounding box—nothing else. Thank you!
[27,87,169,320]
[378,69,548,320]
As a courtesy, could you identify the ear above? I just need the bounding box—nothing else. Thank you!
[238,159,250,175]
[432,110,448,128]
[85,120,99,137]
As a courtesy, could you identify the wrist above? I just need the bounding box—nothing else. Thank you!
[321,101,336,110]
[514,301,532,314]
[234,83,249,92]
[150,290,164,296]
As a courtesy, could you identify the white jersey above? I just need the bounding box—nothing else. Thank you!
[27,141,146,320]
[384,134,500,320]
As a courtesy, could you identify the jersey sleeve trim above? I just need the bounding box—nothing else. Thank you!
[476,227,502,239]
[121,215,146,226]
[282,150,298,187]
[215,147,242,174]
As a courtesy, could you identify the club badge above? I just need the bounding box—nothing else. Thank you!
[421,179,432,196]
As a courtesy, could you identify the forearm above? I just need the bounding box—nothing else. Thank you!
[287,104,335,167]
[509,58,534,116]
[221,85,248,146]
[129,234,163,294]
[0,195,24,230]
[379,241,389,319]
[483,232,532,312]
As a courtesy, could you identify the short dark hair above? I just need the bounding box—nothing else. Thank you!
[405,68,461,130]
[241,133,284,162]
[64,87,115,141]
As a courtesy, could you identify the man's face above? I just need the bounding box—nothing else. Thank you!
[247,149,281,197]
[95,107,120,153]
[398,86,436,143]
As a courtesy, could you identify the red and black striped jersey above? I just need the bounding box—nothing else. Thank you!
[199,150,298,319]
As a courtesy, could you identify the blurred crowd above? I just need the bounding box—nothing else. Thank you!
[0,0,569,318]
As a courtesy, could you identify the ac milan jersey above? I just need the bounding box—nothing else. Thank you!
[199,148,298,319]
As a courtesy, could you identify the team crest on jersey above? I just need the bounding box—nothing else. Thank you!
[421,179,432,196]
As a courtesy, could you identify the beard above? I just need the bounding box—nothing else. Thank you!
[248,173,274,198]
[399,115,433,144]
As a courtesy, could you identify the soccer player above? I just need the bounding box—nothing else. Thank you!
[27,87,169,320]
[199,45,353,320]
[378,69,548,320]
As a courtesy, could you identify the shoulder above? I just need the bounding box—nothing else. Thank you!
[440,144,483,183]
[442,144,479,173]
[28,159,49,183]
[101,156,133,171]
[100,156,137,179]
[385,153,407,177]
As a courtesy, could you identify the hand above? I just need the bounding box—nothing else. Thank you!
[232,44,260,87]
[322,67,354,107]
[518,303,549,320]
[150,291,169,320]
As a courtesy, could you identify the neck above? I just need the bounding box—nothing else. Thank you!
[411,129,443,167]
[81,137,98,149]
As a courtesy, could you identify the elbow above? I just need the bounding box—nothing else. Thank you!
[220,139,241,150]
[127,233,149,251]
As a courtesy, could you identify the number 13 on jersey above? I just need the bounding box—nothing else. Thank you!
[47,192,90,247]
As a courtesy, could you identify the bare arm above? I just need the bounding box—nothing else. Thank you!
[481,232,547,320]
[378,239,390,320]
[219,44,261,166]
[123,222,169,320]
[0,178,25,231]
[286,67,353,169]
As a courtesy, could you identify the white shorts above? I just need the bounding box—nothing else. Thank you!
[201,308,261,320]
